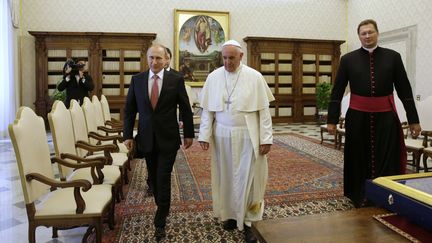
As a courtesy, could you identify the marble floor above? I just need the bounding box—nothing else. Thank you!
[3,122,423,242]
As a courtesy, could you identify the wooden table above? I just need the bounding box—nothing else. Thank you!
[252,207,409,243]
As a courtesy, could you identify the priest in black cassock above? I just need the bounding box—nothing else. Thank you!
[326,19,421,208]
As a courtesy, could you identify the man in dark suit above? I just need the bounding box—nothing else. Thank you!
[164,47,182,76]
[123,44,194,241]
[143,46,186,195]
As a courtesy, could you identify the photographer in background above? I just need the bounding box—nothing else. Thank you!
[58,58,94,108]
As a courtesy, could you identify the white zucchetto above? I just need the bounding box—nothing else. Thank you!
[222,40,242,48]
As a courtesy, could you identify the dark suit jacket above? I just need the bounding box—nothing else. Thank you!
[167,67,182,77]
[123,70,194,154]
[168,67,187,122]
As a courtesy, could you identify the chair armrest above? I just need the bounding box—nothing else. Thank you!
[110,118,123,124]
[75,141,115,165]
[106,120,123,129]
[421,130,432,137]
[76,140,118,153]
[88,132,122,145]
[53,156,104,184]
[59,153,106,165]
[97,125,123,134]
[25,173,91,213]
[421,130,432,147]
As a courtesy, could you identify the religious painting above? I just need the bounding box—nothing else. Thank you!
[174,9,230,86]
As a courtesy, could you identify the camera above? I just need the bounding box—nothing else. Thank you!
[64,58,85,75]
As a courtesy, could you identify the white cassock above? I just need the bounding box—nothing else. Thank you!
[198,63,275,230]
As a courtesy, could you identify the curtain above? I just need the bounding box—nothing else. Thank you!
[0,0,17,139]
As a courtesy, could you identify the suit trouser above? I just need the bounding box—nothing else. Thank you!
[144,141,177,228]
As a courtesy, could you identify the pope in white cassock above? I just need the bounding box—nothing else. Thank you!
[198,40,274,242]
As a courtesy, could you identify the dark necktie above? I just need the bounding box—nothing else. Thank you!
[151,75,159,109]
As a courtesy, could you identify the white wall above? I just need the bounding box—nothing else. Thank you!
[19,0,347,108]
[347,0,432,101]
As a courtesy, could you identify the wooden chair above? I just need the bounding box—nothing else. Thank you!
[403,96,432,172]
[88,96,132,179]
[91,96,130,155]
[402,122,426,172]
[48,100,123,201]
[100,94,123,128]
[320,124,338,148]
[185,84,201,126]
[421,131,432,172]
[9,107,114,243]
[320,93,349,148]
[72,99,130,184]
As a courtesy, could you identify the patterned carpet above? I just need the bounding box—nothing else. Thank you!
[100,134,354,242]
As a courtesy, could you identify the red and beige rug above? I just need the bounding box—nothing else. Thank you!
[100,134,353,242]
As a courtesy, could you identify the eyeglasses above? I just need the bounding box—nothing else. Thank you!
[359,30,377,37]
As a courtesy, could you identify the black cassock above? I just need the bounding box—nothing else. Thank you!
[327,47,419,207]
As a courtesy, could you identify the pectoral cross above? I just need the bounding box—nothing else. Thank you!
[224,99,232,110]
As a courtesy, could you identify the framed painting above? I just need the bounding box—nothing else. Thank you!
[174,9,230,86]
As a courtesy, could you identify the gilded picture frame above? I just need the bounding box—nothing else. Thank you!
[174,9,230,87]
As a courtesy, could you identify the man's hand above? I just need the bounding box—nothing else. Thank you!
[79,70,85,79]
[259,144,271,155]
[199,141,209,150]
[183,138,193,149]
[64,66,72,81]
[327,124,337,135]
[65,66,72,74]
[124,139,134,151]
[410,123,422,138]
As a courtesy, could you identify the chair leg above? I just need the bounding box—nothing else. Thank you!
[109,199,116,230]
[95,221,103,243]
[113,185,120,203]
[334,133,338,149]
[122,166,129,184]
[320,129,324,144]
[28,223,36,243]
[120,183,125,200]
[127,155,132,171]
[83,226,94,243]
[52,226,58,238]
[413,151,420,172]
[423,154,429,172]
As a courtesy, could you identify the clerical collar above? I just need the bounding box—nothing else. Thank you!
[362,45,378,53]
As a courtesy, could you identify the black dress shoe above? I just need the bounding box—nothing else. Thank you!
[222,219,237,230]
[244,224,257,243]
[154,227,166,241]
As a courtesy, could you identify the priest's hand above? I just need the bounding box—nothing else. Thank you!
[410,123,421,139]
[327,124,337,135]
[183,138,193,149]
[124,139,134,151]
[259,144,271,155]
[199,141,209,150]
